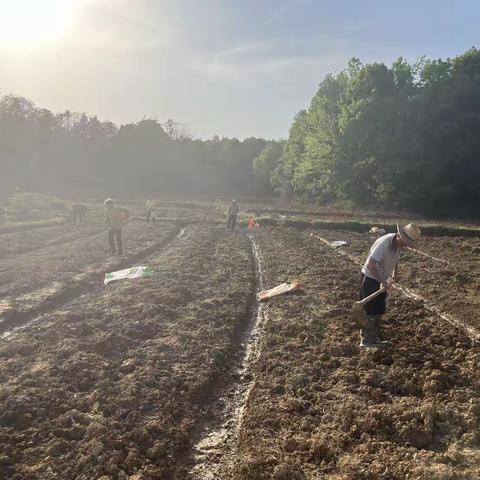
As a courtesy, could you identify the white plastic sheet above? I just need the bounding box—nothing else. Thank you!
[104,266,154,285]
[330,240,348,248]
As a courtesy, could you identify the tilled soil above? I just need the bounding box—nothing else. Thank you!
[0,223,95,257]
[185,233,266,480]
[153,206,226,225]
[226,227,480,480]
[4,203,480,480]
[317,230,480,335]
[0,221,179,325]
[0,226,254,479]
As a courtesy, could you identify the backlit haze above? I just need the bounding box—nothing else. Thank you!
[0,0,479,138]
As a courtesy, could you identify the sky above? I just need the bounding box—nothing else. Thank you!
[0,0,479,139]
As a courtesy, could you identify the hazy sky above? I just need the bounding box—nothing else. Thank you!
[0,0,479,139]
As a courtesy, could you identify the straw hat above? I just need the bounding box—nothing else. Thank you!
[397,223,421,246]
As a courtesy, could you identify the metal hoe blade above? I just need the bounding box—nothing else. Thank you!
[352,301,368,328]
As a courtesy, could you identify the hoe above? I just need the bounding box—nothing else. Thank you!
[352,286,387,327]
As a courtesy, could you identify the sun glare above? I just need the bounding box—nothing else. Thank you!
[0,0,79,45]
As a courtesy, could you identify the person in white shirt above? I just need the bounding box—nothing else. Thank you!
[359,223,421,347]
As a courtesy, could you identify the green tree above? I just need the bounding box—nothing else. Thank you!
[252,140,284,194]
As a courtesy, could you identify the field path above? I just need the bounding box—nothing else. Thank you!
[186,232,266,479]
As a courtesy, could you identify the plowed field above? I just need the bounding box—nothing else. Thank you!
[1,203,480,480]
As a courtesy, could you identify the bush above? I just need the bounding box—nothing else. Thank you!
[7,192,68,221]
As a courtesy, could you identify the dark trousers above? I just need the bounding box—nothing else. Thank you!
[359,274,387,316]
[227,214,237,230]
[359,274,388,344]
[146,210,152,224]
[73,210,85,224]
[108,229,123,254]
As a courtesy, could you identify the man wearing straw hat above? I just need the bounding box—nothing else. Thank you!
[359,223,421,347]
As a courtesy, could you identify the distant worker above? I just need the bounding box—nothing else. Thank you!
[104,198,130,255]
[359,223,421,347]
[146,196,155,224]
[227,199,239,230]
[72,203,88,224]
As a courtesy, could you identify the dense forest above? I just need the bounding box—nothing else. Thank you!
[2,47,480,213]
[259,47,480,214]
[0,97,269,199]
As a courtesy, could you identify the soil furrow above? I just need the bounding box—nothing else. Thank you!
[0,225,187,335]
[0,218,67,235]
[313,229,480,337]
[1,227,104,258]
[0,223,102,257]
[186,232,266,479]
[310,232,480,344]
[408,247,450,265]
[0,220,178,301]
[0,225,253,480]
[230,226,480,479]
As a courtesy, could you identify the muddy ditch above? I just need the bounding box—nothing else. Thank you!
[248,216,480,239]
[226,226,480,480]
[0,222,183,335]
[248,206,405,220]
[184,232,267,479]
[0,226,256,480]
[134,206,480,240]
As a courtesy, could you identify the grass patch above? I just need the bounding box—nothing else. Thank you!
[1,192,68,224]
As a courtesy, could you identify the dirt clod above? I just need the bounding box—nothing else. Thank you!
[272,463,306,480]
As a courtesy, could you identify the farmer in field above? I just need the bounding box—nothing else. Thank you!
[145,196,155,224]
[359,223,421,347]
[227,199,239,230]
[104,198,130,255]
[72,203,88,224]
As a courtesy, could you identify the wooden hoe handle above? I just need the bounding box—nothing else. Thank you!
[359,286,387,306]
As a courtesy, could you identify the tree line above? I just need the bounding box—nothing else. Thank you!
[3,47,480,213]
[255,47,480,214]
[0,95,269,200]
